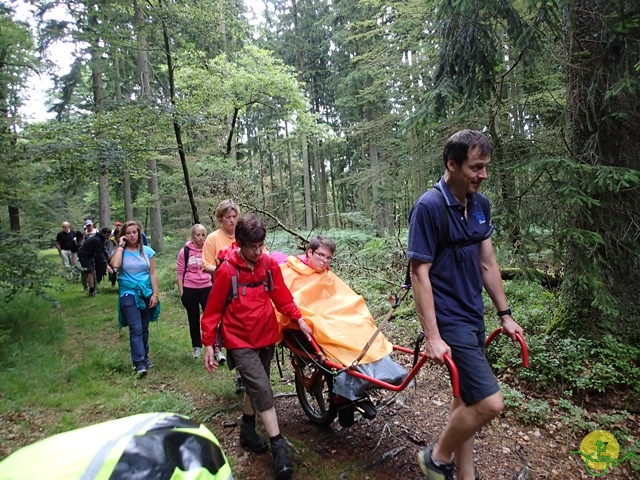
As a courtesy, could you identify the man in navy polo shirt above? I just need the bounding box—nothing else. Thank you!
[408,130,523,480]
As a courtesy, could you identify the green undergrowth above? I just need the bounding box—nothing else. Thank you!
[0,241,392,479]
[2,235,639,476]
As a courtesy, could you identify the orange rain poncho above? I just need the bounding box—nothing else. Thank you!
[277,255,392,366]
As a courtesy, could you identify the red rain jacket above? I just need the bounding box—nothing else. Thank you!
[201,247,301,349]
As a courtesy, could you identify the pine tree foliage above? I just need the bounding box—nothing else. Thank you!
[558,0,640,341]
[3,0,639,346]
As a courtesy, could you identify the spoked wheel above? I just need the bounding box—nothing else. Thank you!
[293,355,337,426]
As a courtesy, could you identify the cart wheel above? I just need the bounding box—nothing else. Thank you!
[293,357,337,426]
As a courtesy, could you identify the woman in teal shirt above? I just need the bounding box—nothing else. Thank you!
[110,220,160,377]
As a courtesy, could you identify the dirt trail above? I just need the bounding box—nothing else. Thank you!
[200,355,638,479]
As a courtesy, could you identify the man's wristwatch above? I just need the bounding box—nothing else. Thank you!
[497,308,512,318]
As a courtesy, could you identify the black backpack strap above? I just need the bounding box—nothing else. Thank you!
[264,255,274,292]
[182,245,190,282]
[433,187,449,258]
[405,187,448,288]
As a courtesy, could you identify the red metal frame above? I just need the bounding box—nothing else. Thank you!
[284,326,529,402]
[283,334,461,398]
[485,328,529,367]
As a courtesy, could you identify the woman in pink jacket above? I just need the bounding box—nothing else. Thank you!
[176,224,212,358]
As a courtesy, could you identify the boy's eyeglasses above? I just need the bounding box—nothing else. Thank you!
[243,243,264,253]
[313,251,333,262]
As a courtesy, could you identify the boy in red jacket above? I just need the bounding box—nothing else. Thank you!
[201,214,311,480]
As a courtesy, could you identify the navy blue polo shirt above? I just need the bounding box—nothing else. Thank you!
[407,178,494,332]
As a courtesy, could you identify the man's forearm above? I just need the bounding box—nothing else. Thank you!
[410,260,440,339]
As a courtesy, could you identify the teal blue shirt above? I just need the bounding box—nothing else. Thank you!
[118,246,155,297]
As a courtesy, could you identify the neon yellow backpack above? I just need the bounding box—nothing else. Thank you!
[0,412,233,480]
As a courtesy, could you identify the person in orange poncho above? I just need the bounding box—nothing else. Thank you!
[277,236,407,401]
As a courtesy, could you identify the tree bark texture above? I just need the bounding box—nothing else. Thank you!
[89,7,111,229]
[135,1,164,252]
[561,0,640,341]
[160,2,199,225]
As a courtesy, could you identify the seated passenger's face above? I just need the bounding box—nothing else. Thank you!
[307,247,333,273]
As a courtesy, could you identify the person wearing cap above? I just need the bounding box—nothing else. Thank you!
[78,227,115,297]
[84,219,98,239]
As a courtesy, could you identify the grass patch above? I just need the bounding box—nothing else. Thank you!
[2,238,637,478]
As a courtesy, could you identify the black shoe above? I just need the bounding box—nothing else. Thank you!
[338,405,354,428]
[239,422,268,454]
[235,376,246,395]
[271,438,294,480]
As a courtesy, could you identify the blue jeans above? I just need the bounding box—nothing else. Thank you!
[121,294,151,368]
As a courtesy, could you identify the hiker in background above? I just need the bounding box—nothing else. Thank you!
[84,219,98,239]
[202,199,239,275]
[176,224,211,358]
[55,221,78,282]
[201,199,246,394]
[105,226,121,287]
[201,214,303,480]
[74,230,88,290]
[110,220,160,377]
[77,227,114,297]
[408,130,523,480]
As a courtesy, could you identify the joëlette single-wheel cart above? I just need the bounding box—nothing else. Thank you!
[282,326,528,427]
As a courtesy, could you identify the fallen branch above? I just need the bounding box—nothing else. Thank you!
[238,202,308,246]
[500,268,562,289]
[362,446,407,470]
[274,392,297,399]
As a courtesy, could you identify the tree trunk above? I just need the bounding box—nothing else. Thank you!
[313,137,329,229]
[135,0,164,252]
[370,141,383,233]
[89,7,111,229]
[301,134,312,230]
[291,0,313,230]
[123,170,134,221]
[285,121,296,226]
[329,155,338,229]
[160,0,199,225]
[560,0,640,342]
[8,205,20,232]
[114,49,133,222]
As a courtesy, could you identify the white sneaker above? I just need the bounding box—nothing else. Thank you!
[192,347,202,358]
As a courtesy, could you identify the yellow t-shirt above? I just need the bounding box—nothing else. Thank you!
[202,229,235,271]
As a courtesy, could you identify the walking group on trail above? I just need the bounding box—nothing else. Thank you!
[45,129,523,480]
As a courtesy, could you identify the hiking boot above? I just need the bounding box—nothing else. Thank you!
[417,446,454,480]
[145,357,154,368]
[135,365,147,378]
[239,422,268,454]
[235,376,246,394]
[338,405,354,428]
[271,438,294,480]
[192,347,202,358]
